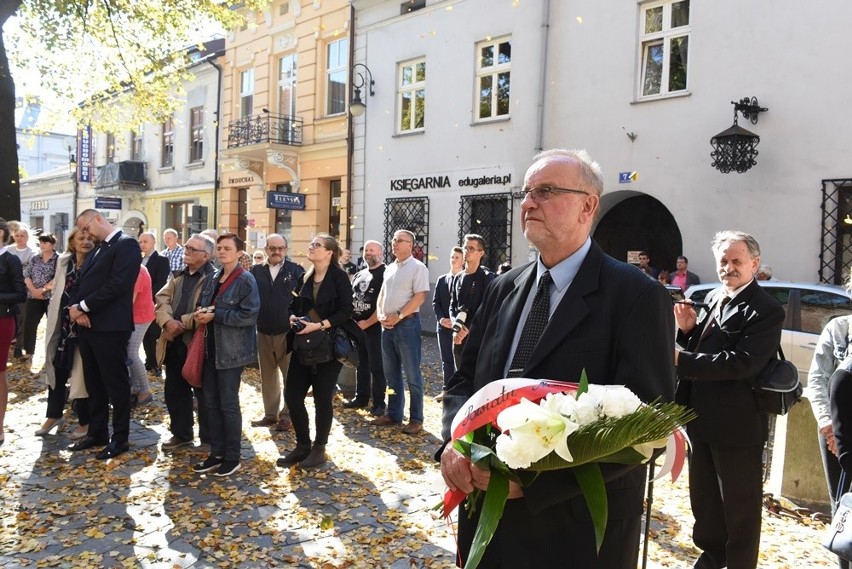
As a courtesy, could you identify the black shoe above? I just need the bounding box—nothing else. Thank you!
[276,444,311,467]
[300,444,327,469]
[693,553,725,569]
[96,441,129,460]
[369,405,386,417]
[343,399,368,409]
[193,456,224,473]
[214,460,241,477]
[68,436,109,451]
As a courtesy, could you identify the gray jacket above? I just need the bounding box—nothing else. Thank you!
[807,315,852,430]
[198,267,260,369]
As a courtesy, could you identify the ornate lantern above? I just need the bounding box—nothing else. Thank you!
[710,97,768,174]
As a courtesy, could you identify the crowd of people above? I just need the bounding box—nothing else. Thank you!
[0,146,848,568]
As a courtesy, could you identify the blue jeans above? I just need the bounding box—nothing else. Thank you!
[203,359,243,461]
[381,317,423,423]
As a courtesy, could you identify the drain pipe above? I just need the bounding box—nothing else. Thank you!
[345,3,356,251]
[208,57,223,229]
[535,0,551,152]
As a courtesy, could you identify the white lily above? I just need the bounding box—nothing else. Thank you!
[495,396,579,469]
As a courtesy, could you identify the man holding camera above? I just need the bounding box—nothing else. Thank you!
[155,234,216,450]
[249,234,304,432]
[674,231,784,569]
[449,233,495,368]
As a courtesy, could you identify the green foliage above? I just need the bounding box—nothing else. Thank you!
[464,469,508,569]
[9,0,272,133]
[572,463,607,552]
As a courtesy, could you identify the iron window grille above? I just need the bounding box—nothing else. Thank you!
[820,179,852,285]
[458,193,512,272]
[383,197,429,266]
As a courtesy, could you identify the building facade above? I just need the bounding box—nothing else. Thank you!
[219,0,352,260]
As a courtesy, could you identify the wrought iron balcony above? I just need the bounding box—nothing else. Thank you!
[94,161,147,192]
[226,112,303,149]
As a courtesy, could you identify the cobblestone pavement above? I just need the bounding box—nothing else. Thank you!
[0,331,839,568]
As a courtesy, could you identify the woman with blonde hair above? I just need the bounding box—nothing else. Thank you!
[40,227,94,439]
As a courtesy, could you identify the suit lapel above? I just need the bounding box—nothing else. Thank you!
[81,232,121,277]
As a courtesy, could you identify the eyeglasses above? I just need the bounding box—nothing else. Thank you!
[392,237,413,244]
[308,242,328,250]
[253,255,265,260]
[464,246,483,252]
[522,186,589,202]
[78,216,96,234]
[184,245,205,254]
[266,246,287,252]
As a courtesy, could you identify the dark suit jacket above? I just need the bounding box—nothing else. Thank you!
[145,250,171,301]
[432,272,453,327]
[444,241,676,567]
[293,264,364,345]
[70,232,142,332]
[676,279,784,445]
[830,365,852,474]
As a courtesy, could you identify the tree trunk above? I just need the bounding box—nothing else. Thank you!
[0,0,23,223]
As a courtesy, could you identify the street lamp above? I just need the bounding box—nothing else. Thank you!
[349,63,375,117]
[68,145,78,221]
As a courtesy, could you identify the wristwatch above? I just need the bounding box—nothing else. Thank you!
[320,321,328,330]
[398,311,406,320]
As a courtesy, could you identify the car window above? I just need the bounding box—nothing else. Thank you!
[799,290,852,334]
[763,287,791,314]
[687,287,712,304]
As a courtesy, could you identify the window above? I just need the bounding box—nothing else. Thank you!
[329,179,342,238]
[475,37,511,121]
[398,59,425,133]
[279,54,298,117]
[131,126,143,161]
[165,201,194,242]
[189,107,204,162]
[383,197,429,265]
[401,0,426,15]
[458,193,512,271]
[326,38,348,115]
[279,1,289,15]
[799,290,852,335]
[161,117,174,168]
[106,133,116,163]
[240,69,255,118]
[639,0,690,98]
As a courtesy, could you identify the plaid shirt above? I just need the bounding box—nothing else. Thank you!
[162,245,185,273]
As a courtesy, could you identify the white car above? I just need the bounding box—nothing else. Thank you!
[684,281,852,383]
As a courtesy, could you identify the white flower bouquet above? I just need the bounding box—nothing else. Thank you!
[439,373,695,569]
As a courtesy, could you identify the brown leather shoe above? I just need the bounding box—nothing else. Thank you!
[401,421,423,435]
[371,415,401,427]
[250,417,277,427]
[275,418,292,432]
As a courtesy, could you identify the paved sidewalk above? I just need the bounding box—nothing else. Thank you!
[1,336,456,568]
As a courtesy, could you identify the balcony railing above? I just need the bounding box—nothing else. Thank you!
[226,112,303,149]
[94,161,147,192]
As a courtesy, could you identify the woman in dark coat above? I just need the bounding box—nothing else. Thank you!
[0,217,28,444]
[277,233,362,469]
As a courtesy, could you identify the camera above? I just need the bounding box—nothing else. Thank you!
[452,306,468,333]
[291,317,309,332]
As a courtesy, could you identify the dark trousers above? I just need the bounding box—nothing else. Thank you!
[143,322,161,370]
[285,357,342,446]
[46,366,69,419]
[164,339,208,443]
[78,330,131,445]
[354,323,386,408]
[437,327,455,389]
[23,298,49,354]
[202,359,243,461]
[13,304,26,354]
[689,441,764,569]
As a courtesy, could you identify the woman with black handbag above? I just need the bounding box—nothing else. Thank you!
[277,234,361,469]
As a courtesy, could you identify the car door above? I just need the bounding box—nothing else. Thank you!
[792,288,852,384]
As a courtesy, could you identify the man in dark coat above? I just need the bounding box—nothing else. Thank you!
[440,149,676,568]
[674,231,784,569]
[139,231,171,376]
[67,209,141,460]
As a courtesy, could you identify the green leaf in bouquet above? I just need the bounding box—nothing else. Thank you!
[464,469,509,569]
[527,400,695,471]
[573,463,607,552]
[470,442,497,469]
[577,369,590,397]
[594,446,650,465]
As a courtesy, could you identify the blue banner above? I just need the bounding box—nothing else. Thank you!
[78,126,93,183]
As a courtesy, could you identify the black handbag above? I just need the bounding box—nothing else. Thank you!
[824,472,852,561]
[293,329,333,366]
[332,326,359,369]
[752,348,802,415]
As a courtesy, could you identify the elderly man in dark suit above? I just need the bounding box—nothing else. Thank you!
[139,231,171,377]
[674,231,784,569]
[440,149,676,568]
[67,209,141,460]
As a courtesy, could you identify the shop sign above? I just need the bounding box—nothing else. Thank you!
[95,197,122,210]
[28,200,49,212]
[267,191,306,210]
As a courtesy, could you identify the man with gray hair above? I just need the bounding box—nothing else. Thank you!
[155,233,216,449]
[674,230,784,569]
[161,228,185,274]
[249,234,304,431]
[139,231,171,376]
[441,149,675,568]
